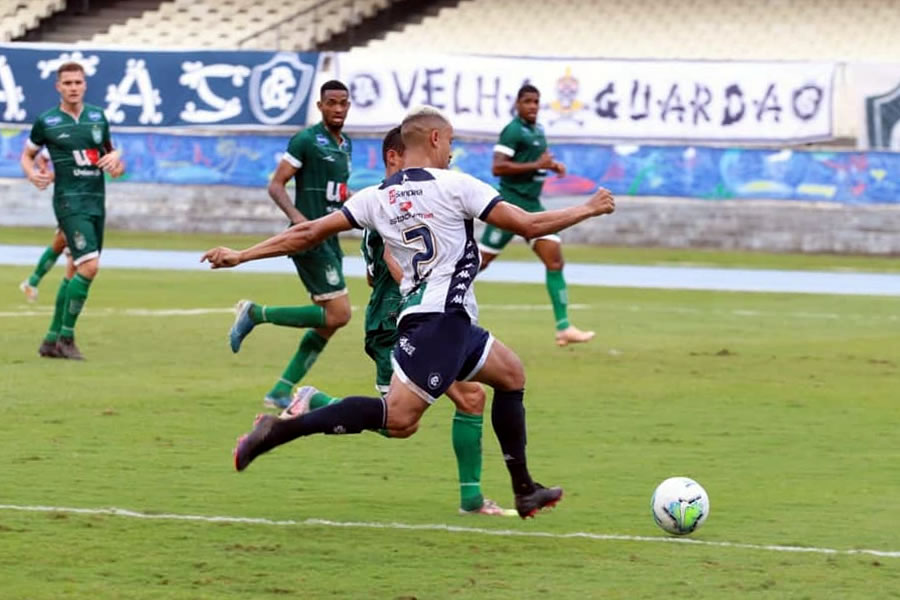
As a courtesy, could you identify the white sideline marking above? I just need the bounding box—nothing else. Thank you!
[0,504,897,559]
[0,305,591,318]
[3,303,898,322]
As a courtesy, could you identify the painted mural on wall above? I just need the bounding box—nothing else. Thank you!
[1,129,897,204]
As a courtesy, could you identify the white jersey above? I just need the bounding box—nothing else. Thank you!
[342,167,501,323]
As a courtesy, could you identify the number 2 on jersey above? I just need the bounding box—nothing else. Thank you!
[402,225,436,282]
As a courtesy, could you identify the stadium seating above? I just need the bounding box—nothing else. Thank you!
[364,0,900,61]
[88,0,393,50]
[0,0,66,42]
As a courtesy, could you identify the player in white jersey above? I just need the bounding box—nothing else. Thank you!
[202,106,615,518]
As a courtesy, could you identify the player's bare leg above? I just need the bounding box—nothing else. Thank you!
[470,339,563,518]
[532,238,594,347]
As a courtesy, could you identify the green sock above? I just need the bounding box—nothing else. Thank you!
[251,304,325,328]
[546,269,570,331]
[308,390,340,411]
[60,273,91,339]
[268,330,329,398]
[453,410,485,511]
[28,246,62,287]
[44,277,70,343]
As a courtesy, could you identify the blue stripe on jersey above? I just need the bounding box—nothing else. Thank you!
[379,167,437,189]
[479,196,503,221]
[341,206,362,229]
[444,219,480,314]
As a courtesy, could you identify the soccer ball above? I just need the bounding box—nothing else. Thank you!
[651,477,710,535]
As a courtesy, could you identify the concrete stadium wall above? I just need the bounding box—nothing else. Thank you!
[3,179,899,255]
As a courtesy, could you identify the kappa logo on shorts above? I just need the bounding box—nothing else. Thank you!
[398,336,416,356]
[427,372,442,390]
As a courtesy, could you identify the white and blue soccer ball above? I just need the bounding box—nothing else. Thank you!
[651,477,710,535]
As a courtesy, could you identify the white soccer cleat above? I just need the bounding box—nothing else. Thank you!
[459,498,517,517]
[555,325,595,347]
[279,385,318,419]
[19,280,38,303]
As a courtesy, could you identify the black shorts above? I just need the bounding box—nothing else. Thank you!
[391,312,493,403]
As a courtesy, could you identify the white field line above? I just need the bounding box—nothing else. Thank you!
[1,303,897,322]
[0,503,897,559]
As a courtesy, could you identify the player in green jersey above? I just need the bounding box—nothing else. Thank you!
[479,84,595,347]
[20,62,124,359]
[280,126,515,516]
[228,80,354,409]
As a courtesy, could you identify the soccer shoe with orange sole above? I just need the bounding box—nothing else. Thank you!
[555,326,595,347]
[515,483,564,519]
[233,413,278,472]
[459,498,517,517]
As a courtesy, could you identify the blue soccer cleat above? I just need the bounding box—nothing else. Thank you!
[230,299,257,353]
[263,393,292,410]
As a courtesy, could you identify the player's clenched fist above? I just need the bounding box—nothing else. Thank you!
[201,247,241,269]
[586,187,615,216]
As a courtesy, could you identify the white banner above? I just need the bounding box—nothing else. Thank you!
[329,52,835,143]
[848,63,900,150]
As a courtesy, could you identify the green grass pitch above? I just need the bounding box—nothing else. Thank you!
[0,242,899,598]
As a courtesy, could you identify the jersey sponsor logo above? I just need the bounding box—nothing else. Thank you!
[388,211,433,225]
[325,265,340,286]
[427,372,443,390]
[72,168,101,177]
[56,132,70,139]
[399,200,413,212]
[387,188,423,204]
[72,148,100,166]
[44,115,62,126]
[398,336,416,356]
[88,111,102,121]
[325,181,349,203]
[321,154,336,162]
[91,125,102,144]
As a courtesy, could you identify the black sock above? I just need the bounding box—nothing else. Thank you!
[266,396,386,448]
[491,389,535,495]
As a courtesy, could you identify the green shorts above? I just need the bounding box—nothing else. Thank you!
[478,194,560,255]
[290,244,347,302]
[57,212,104,265]
[364,327,398,394]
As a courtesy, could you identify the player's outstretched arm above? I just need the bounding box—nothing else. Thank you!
[202,211,352,269]
[484,187,615,240]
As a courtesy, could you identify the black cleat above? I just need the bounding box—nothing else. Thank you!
[56,337,84,360]
[38,340,62,358]
[515,483,564,519]
[233,414,278,472]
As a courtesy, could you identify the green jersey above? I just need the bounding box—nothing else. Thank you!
[283,121,352,256]
[361,228,402,333]
[28,103,111,218]
[493,116,548,204]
